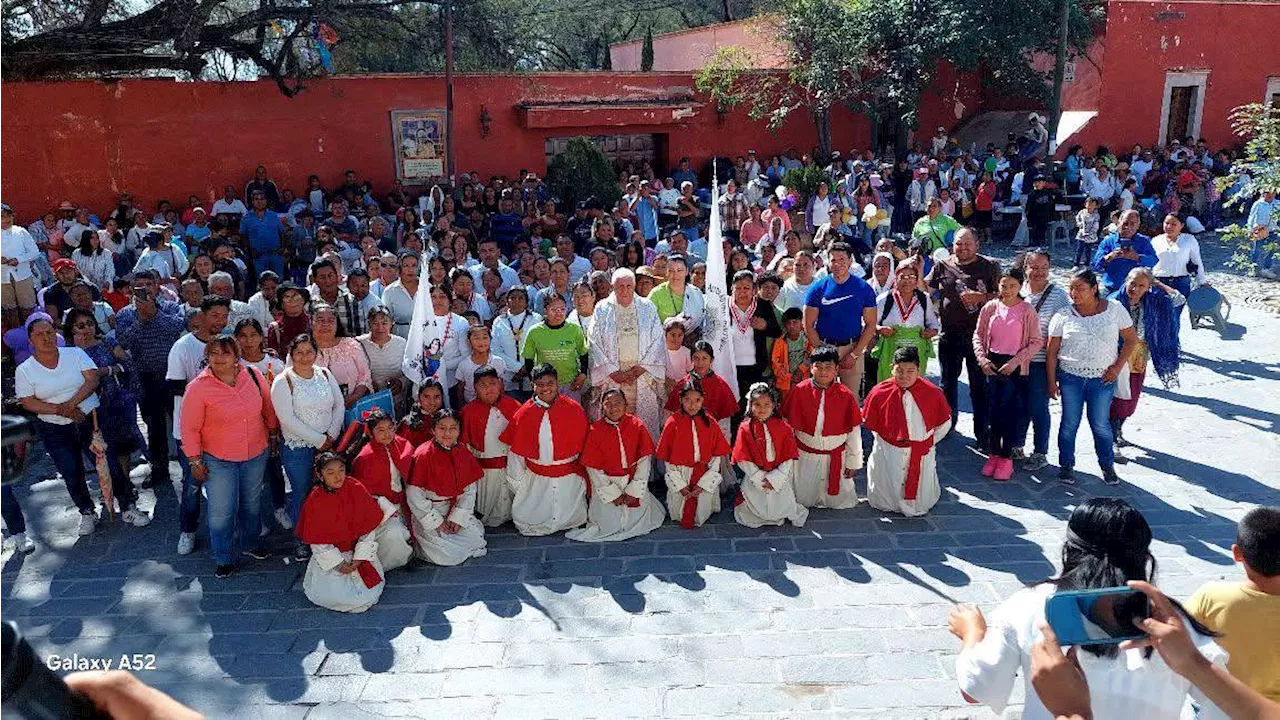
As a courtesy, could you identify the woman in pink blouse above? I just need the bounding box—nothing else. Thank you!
[308,303,373,409]
[180,335,280,578]
[972,267,1043,481]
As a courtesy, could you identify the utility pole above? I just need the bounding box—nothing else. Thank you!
[444,0,456,183]
[1048,0,1070,155]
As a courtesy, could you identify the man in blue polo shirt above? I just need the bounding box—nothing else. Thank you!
[803,241,878,396]
[239,191,286,280]
[1091,208,1155,292]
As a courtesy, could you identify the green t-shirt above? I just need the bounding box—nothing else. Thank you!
[648,282,685,323]
[522,321,588,385]
[912,213,961,254]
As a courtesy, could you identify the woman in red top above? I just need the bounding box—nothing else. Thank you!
[974,172,997,242]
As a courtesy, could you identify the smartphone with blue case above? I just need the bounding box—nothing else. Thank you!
[1044,587,1150,646]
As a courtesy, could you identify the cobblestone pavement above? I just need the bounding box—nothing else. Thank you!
[3,236,1277,719]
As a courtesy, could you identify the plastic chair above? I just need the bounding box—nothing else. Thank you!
[1187,286,1231,334]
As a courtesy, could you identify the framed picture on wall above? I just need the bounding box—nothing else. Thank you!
[391,109,447,181]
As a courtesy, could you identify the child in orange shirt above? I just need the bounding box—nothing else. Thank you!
[770,307,811,399]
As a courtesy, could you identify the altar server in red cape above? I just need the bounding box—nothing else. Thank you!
[665,341,737,438]
[499,363,590,536]
[296,452,406,612]
[406,409,488,564]
[733,383,808,528]
[782,345,864,509]
[567,388,666,542]
[862,346,951,517]
[348,408,414,566]
[397,378,445,447]
[656,377,732,528]
[460,366,522,527]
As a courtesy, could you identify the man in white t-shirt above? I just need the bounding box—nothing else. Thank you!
[168,296,230,556]
[2,203,41,325]
[210,185,248,218]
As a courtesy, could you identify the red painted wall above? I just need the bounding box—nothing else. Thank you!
[0,73,871,219]
[1069,0,1280,153]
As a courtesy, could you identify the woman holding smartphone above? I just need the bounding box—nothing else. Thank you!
[947,498,1228,719]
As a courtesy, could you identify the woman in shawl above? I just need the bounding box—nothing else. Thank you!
[1107,266,1184,451]
[865,251,896,295]
[296,452,409,613]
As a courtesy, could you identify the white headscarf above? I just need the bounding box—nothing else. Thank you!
[868,251,897,294]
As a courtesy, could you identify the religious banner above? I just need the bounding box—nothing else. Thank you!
[703,160,740,400]
[391,109,446,181]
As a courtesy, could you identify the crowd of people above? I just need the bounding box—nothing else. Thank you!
[0,133,1277,709]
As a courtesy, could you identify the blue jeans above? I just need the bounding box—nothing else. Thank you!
[1252,232,1276,271]
[1017,362,1052,455]
[1057,370,1116,470]
[2,485,26,534]
[280,444,318,527]
[253,253,285,281]
[176,440,202,534]
[203,451,266,565]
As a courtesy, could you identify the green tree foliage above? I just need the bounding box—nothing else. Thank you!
[782,165,835,201]
[546,137,624,211]
[1215,103,1280,271]
[698,0,1102,157]
[641,26,655,71]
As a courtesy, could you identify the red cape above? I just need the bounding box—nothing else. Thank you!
[862,377,950,441]
[408,441,484,498]
[295,478,386,589]
[656,412,731,466]
[351,435,414,505]
[580,414,655,476]
[397,420,433,449]
[664,372,740,421]
[499,395,589,462]
[731,416,800,471]
[782,379,862,437]
[460,395,522,452]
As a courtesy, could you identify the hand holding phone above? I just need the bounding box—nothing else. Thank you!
[1044,587,1151,647]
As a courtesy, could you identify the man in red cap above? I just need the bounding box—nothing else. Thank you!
[41,257,98,322]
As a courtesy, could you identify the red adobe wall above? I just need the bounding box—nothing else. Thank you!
[1,73,876,218]
[1069,0,1280,153]
[611,18,790,71]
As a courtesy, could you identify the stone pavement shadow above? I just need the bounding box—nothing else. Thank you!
[1176,350,1278,382]
[1144,385,1279,435]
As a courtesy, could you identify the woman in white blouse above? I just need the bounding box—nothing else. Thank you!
[70,230,115,291]
[949,498,1229,720]
[1150,213,1208,320]
[1045,269,1138,486]
[272,333,345,556]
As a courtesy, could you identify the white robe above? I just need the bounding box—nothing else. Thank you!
[793,394,864,510]
[734,426,809,529]
[406,483,487,565]
[567,457,665,542]
[507,411,589,536]
[663,428,723,527]
[302,498,408,613]
[589,295,667,441]
[471,405,514,527]
[866,391,951,517]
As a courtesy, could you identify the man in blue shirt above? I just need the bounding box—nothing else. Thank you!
[1091,208,1156,292]
[115,271,184,489]
[239,191,286,280]
[488,196,524,256]
[1247,189,1276,278]
[630,181,660,243]
[672,157,698,189]
[803,241,878,395]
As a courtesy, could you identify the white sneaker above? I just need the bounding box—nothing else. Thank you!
[77,513,97,536]
[177,532,196,555]
[11,533,35,554]
[121,508,152,528]
[274,507,293,531]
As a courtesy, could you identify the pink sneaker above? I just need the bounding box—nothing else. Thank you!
[993,457,1014,481]
[981,456,998,477]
